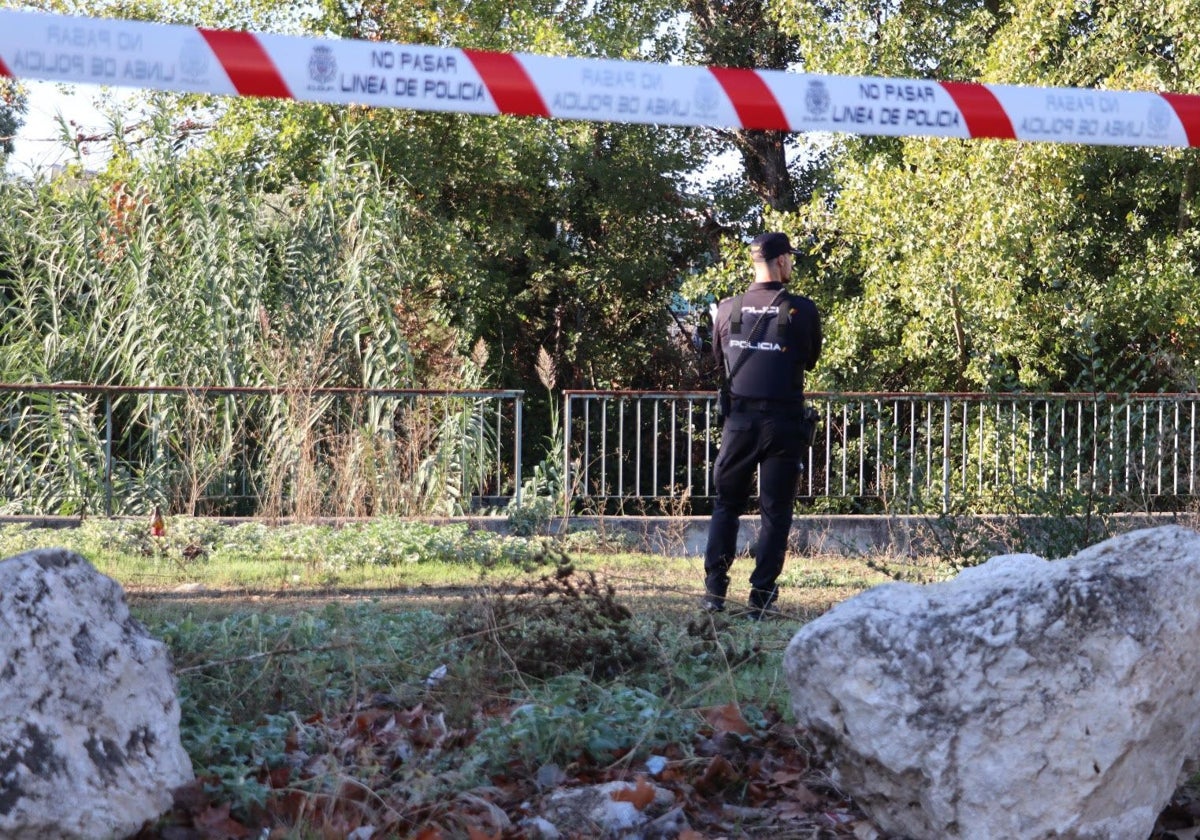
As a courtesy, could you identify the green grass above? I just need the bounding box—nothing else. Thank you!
[0,517,561,591]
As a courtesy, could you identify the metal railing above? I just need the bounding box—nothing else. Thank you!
[7,384,1200,517]
[0,384,523,516]
[563,391,1200,514]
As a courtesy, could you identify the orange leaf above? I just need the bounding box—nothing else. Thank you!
[194,803,253,839]
[678,831,706,840]
[696,755,740,796]
[703,702,751,736]
[412,826,444,840]
[467,828,501,840]
[610,775,656,811]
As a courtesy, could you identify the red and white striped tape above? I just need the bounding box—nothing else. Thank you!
[4,9,1200,148]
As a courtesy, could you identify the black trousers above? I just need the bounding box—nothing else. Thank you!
[704,408,804,608]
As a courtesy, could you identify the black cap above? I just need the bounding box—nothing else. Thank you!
[750,232,803,262]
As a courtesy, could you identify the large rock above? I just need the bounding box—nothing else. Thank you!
[0,548,193,839]
[784,525,1200,840]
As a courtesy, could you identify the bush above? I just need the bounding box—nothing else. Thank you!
[451,557,656,683]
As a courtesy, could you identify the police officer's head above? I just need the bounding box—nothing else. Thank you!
[750,232,803,283]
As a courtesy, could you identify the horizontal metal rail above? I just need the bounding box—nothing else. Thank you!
[0,384,523,517]
[563,391,1200,514]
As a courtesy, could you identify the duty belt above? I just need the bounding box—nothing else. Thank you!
[732,398,804,414]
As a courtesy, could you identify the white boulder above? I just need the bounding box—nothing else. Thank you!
[0,548,193,839]
[785,525,1200,840]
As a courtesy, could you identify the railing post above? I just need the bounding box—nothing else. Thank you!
[104,390,113,517]
[562,392,572,518]
[942,396,951,514]
[514,393,523,508]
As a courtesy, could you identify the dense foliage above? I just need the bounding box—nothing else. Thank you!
[5,0,1200,514]
[0,79,26,159]
[768,0,1200,392]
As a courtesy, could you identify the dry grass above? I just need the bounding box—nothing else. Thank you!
[124,549,908,624]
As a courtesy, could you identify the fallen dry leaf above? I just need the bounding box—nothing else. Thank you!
[776,781,825,810]
[695,754,740,796]
[610,775,657,811]
[770,769,805,786]
[193,802,253,839]
[702,702,751,737]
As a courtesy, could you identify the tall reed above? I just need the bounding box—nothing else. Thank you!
[0,128,500,516]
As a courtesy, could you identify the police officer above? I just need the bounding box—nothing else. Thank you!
[703,231,822,618]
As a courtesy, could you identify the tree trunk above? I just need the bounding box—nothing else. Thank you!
[687,0,801,211]
[733,129,798,212]
[1180,160,1196,235]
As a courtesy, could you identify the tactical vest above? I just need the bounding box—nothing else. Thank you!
[724,292,804,401]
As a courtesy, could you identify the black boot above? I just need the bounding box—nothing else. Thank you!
[746,586,780,620]
[703,571,730,613]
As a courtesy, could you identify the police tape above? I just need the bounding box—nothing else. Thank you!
[3,8,1199,148]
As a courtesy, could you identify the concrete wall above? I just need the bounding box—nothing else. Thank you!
[541,512,1196,558]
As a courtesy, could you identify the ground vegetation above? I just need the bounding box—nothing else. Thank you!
[3,518,1199,838]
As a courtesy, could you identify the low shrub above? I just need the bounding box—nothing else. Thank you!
[450,556,657,683]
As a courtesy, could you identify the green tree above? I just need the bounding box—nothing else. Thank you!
[181,0,716,394]
[767,0,1200,393]
[777,0,1007,80]
[677,0,1009,362]
[681,0,808,213]
[0,79,27,160]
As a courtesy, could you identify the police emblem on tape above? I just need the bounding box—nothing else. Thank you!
[692,77,720,119]
[805,81,830,119]
[178,38,210,82]
[1147,101,1171,137]
[308,46,337,89]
